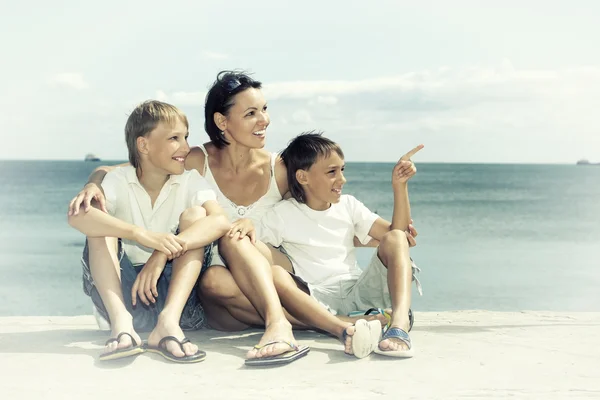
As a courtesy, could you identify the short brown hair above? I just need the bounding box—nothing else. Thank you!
[280,131,345,203]
[125,100,189,168]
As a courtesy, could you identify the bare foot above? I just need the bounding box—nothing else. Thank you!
[246,320,297,359]
[147,315,198,358]
[104,315,142,354]
[340,324,355,355]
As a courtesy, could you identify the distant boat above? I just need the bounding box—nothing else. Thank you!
[576,159,600,166]
[84,153,101,162]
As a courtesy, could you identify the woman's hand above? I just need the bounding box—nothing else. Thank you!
[405,219,418,247]
[68,183,107,215]
[228,218,257,243]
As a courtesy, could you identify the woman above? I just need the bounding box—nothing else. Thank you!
[69,71,417,363]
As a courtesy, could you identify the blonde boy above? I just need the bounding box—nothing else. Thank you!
[68,101,229,362]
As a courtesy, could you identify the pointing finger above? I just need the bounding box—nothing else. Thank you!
[400,144,424,161]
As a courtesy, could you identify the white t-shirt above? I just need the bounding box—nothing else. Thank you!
[257,195,379,292]
[102,166,217,265]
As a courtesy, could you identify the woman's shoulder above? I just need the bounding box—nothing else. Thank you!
[273,153,289,197]
[186,143,211,175]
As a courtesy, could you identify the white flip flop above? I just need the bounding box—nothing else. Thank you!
[345,319,382,359]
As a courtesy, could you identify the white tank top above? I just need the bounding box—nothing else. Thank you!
[198,144,283,224]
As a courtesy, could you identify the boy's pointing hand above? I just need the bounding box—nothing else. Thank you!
[393,144,424,185]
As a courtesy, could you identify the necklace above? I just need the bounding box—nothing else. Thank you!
[227,199,256,217]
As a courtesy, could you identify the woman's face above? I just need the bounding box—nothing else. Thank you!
[219,88,270,149]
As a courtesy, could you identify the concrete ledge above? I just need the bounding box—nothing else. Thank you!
[1,311,599,399]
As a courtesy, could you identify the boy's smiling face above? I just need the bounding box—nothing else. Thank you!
[298,151,347,211]
[141,118,190,176]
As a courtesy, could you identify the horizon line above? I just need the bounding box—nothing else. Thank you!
[0,159,588,166]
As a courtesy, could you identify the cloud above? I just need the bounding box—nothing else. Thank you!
[154,90,206,106]
[262,62,597,111]
[49,73,89,90]
[154,61,600,120]
[150,61,600,162]
[309,96,338,106]
[291,110,312,124]
[203,51,228,60]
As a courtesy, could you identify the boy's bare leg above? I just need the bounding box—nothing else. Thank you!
[218,235,299,359]
[376,230,413,352]
[87,236,141,354]
[199,266,308,330]
[258,242,389,326]
[147,206,205,358]
[269,264,364,354]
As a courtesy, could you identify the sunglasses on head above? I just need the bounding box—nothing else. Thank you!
[223,78,242,92]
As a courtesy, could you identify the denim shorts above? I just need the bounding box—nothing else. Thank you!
[81,239,213,332]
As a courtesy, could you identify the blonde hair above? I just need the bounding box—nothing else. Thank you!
[124,100,189,168]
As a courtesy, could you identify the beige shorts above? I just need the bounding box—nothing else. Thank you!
[209,244,226,267]
[300,251,422,316]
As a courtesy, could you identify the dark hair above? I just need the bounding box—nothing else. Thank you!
[204,70,262,148]
[280,131,345,203]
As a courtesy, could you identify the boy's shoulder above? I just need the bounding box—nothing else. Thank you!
[273,197,301,212]
[336,195,374,218]
[338,194,363,208]
[172,168,202,184]
[104,165,135,185]
[274,195,362,210]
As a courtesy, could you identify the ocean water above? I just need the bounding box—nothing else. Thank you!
[1,161,599,316]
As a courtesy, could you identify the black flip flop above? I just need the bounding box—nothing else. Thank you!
[99,332,145,361]
[145,336,206,363]
[245,341,310,366]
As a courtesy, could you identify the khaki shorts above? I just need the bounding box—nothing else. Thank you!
[298,251,422,316]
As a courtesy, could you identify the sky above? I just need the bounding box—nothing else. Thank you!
[1,0,599,163]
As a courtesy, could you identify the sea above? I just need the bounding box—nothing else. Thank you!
[1,161,599,316]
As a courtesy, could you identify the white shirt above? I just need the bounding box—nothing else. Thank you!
[102,166,217,265]
[257,195,379,291]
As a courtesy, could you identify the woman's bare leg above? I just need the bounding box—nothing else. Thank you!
[199,266,306,330]
[213,235,303,359]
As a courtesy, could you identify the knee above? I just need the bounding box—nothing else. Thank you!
[179,206,206,229]
[271,265,289,289]
[218,233,249,253]
[379,229,409,253]
[199,267,240,302]
[272,265,303,296]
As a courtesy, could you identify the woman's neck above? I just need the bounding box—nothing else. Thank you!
[218,142,261,173]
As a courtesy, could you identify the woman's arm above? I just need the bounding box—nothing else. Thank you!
[274,155,290,198]
[68,162,128,215]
